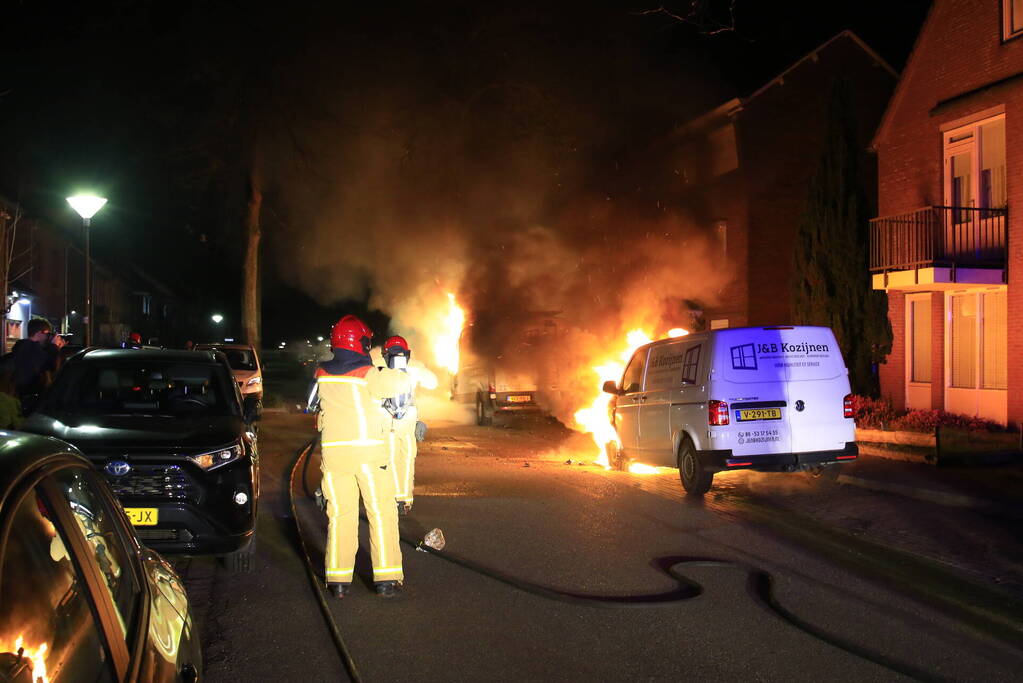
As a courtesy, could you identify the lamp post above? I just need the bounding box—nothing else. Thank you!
[66,195,107,346]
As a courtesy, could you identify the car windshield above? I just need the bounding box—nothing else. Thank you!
[43,360,238,417]
[204,347,257,371]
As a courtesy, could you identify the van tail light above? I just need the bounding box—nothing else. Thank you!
[488,383,497,399]
[843,394,854,419]
[708,400,730,426]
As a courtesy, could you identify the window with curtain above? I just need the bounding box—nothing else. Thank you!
[982,291,1007,389]
[950,294,976,388]
[910,298,932,383]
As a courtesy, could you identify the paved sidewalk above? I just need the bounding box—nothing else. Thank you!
[839,453,1023,518]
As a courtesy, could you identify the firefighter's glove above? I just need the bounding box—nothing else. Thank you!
[415,421,427,442]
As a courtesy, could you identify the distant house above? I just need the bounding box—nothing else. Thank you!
[667,31,896,329]
[870,0,1022,425]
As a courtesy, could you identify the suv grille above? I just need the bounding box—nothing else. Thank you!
[105,464,201,504]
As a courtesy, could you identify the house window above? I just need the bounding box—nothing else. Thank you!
[949,291,1007,390]
[944,115,1007,216]
[1004,0,1023,40]
[981,291,1007,389]
[140,295,151,316]
[908,296,932,383]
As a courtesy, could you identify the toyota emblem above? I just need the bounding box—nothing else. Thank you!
[105,460,131,477]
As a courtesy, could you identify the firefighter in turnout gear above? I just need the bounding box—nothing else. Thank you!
[381,336,437,515]
[313,315,412,598]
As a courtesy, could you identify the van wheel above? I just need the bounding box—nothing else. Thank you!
[606,441,628,471]
[476,396,492,426]
[678,438,713,496]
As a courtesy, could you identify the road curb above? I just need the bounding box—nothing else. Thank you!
[837,474,1022,519]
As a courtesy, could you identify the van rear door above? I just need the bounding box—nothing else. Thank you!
[713,330,793,458]
[715,327,850,456]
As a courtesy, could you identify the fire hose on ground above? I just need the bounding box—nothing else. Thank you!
[289,438,946,683]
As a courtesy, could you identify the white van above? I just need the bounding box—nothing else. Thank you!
[602,326,857,495]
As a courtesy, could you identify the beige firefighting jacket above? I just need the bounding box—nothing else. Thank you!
[316,364,411,474]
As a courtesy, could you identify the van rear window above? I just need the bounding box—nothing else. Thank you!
[716,327,845,383]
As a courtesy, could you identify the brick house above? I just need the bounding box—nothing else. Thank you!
[667,31,896,329]
[870,0,1023,426]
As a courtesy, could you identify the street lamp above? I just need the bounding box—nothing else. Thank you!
[211,314,224,324]
[66,194,107,346]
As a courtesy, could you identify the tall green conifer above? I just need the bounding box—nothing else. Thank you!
[791,82,891,396]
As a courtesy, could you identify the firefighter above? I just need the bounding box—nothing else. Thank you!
[312,315,412,598]
[381,335,437,515]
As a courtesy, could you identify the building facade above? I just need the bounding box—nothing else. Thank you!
[871,0,1022,425]
[1,197,187,351]
[667,32,897,330]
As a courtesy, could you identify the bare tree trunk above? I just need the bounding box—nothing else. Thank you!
[242,165,262,352]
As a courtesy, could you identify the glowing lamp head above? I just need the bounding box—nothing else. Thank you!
[211,314,224,324]
[66,194,108,220]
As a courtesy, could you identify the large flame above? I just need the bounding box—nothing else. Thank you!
[572,327,688,470]
[573,328,653,467]
[431,292,465,374]
[1,635,50,683]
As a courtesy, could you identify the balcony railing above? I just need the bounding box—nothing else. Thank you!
[869,206,1007,273]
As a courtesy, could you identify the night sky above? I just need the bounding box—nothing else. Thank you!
[0,0,930,344]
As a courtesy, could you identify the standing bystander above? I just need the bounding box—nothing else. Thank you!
[11,319,65,409]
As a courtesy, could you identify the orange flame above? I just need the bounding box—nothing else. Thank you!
[572,327,689,468]
[573,328,653,467]
[431,292,465,375]
[1,635,50,683]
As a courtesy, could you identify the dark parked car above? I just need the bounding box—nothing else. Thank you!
[0,431,201,682]
[22,348,260,572]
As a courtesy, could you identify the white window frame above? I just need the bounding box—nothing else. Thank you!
[943,113,1006,210]
[1004,0,1023,41]
[944,288,1007,393]
[905,293,932,387]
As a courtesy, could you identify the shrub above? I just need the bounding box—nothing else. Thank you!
[848,394,1006,433]
[849,395,899,429]
[891,409,1004,434]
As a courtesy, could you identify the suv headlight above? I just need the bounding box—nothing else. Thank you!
[246,376,262,386]
[187,443,244,470]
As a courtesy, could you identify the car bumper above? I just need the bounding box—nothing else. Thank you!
[129,501,256,555]
[699,441,858,472]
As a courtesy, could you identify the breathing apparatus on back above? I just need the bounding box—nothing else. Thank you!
[382,336,412,420]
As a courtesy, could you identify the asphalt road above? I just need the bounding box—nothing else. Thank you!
[179,412,1023,682]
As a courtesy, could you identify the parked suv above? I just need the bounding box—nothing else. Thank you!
[22,348,260,571]
[195,343,263,403]
[603,326,857,495]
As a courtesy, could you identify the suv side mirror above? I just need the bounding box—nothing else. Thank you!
[601,380,620,395]
[243,395,262,423]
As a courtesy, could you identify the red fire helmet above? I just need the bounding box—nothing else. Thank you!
[331,315,373,354]
[383,336,410,354]
[129,332,142,344]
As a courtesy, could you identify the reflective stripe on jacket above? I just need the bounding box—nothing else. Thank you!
[316,364,412,472]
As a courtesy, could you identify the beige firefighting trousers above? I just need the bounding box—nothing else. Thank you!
[321,462,403,584]
[388,408,418,504]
